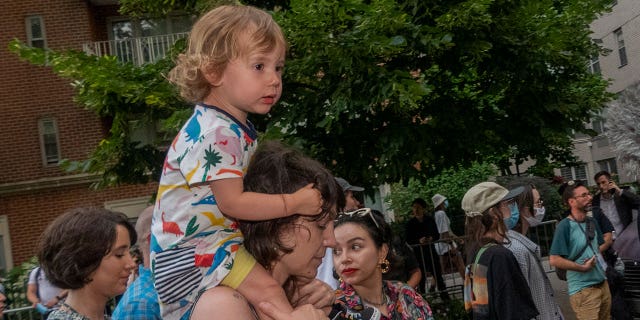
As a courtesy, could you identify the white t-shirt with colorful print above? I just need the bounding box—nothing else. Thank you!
[150,104,258,318]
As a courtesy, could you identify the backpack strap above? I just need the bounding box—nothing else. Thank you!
[568,217,595,262]
[472,243,496,276]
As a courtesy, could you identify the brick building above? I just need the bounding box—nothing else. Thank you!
[0,0,162,272]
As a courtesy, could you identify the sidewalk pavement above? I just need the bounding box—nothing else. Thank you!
[544,258,577,320]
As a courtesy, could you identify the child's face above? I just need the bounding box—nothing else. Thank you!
[206,38,286,122]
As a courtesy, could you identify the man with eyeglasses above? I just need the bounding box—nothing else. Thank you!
[550,180,611,320]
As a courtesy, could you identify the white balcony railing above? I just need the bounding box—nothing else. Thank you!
[83,32,189,66]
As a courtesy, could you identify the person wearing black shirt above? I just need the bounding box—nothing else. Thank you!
[405,198,449,300]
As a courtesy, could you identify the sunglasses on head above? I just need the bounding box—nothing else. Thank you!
[337,208,380,229]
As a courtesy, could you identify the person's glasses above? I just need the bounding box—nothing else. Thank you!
[338,208,380,229]
[573,192,592,199]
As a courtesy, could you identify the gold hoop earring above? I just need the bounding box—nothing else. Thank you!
[380,259,390,274]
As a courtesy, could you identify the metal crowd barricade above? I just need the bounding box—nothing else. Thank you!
[527,219,559,273]
[408,220,559,302]
[2,306,39,320]
[409,237,467,301]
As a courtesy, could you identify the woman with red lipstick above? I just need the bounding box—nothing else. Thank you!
[333,208,434,320]
[37,208,138,320]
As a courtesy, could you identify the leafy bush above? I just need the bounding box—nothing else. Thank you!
[2,257,39,319]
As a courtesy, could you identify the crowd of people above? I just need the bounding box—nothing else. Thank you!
[7,4,639,320]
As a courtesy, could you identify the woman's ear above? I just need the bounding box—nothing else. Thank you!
[379,243,390,262]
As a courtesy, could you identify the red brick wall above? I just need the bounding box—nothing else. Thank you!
[0,182,158,264]
[0,1,161,267]
[0,0,103,183]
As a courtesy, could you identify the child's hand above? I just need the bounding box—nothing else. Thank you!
[290,279,335,314]
[258,302,328,320]
[290,183,323,216]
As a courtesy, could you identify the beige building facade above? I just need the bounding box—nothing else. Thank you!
[554,0,640,185]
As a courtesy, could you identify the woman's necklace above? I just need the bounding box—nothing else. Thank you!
[362,288,388,307]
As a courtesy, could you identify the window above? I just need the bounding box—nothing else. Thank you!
[38,118,60,165]
[592,118,605,135]
[614,28,627,67]
[597,158,618,174]
[588,55,601,75]
[560,164,587,181]
[26,16,46,49]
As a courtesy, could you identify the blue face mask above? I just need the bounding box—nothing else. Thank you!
[503,202,520,230]
[444,199,449,209]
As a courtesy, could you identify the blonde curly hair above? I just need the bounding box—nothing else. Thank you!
[169,5,287,103]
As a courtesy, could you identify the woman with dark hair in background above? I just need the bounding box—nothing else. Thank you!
[38,207,138,320]
[333,208,434,320]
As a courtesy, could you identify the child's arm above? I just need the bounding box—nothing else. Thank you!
[236,263,294,320]
[210,178,322,220]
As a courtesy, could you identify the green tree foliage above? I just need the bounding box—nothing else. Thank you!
[271,0,613,187]
[9,0,614,189]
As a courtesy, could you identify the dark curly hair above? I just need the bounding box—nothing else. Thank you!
[37,207,137,289]
[240,140,345,273]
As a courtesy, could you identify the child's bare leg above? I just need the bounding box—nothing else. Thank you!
[236,263,293,320]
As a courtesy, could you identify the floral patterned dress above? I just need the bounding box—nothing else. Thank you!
[334,280,434,320]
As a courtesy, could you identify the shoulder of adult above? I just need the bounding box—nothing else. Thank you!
[194,286,255,320]
[28,266,40,283]
[384,279,412,291]
[484,245,524,274]
[589,209,612,234]
[620,187,640,203]
[554,216,571,229]
[554,217,573,238]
